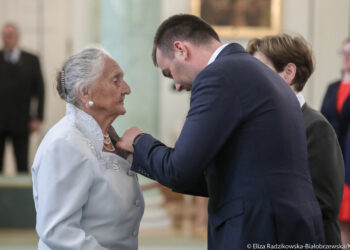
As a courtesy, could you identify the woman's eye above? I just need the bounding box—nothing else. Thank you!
[113,78,120,85]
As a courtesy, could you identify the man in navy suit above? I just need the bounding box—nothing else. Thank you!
[117,14,325,249]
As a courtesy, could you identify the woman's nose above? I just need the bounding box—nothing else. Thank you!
[123,81,131,95]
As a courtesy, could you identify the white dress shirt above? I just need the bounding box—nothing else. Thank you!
[295,92,306,108]
[207,43,229,65]
[4,47,21,64]
[32,103,144,250]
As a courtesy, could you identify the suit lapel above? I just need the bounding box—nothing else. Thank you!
[16,51,24,66]
[301,102,308,112]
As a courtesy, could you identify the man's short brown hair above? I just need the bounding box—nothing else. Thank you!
[246,34,314,92]
[152,14,220,66]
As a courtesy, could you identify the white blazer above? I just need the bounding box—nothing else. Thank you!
[32,103,144,250]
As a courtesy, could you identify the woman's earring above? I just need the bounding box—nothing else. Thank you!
[88,101,94,107]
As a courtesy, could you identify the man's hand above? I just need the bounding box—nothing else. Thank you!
[29,119,41,133]
[116,127,144,153]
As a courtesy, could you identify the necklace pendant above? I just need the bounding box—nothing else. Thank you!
[103,143,115,152]
[103,133,115,152]
[104,137,112,145]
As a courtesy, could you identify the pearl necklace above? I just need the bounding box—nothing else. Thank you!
[103,133,115,152]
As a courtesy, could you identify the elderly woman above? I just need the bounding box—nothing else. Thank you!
[31,47,144,250]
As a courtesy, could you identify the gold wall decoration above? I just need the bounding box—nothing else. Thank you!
[191,0,282,39]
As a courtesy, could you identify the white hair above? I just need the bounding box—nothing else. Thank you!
[57,46,111,105]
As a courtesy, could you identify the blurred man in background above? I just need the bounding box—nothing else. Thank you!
[0,23,45,173]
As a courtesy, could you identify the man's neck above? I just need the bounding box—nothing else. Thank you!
[4,46,18,53]
[4,47,20,63]
[207,43,229,65]
[184,40,223,77]
[196,40,223,69]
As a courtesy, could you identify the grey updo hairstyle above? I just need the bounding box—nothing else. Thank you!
[56,47,110,105]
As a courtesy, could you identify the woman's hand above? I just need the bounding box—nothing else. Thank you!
[116,126,143,153]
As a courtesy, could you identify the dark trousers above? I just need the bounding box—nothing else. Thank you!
[0,130,29,173]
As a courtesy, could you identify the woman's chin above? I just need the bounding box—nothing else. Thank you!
[118,108,127,116]
[113,104,126,116]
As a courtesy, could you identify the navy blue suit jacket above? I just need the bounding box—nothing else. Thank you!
[132,43,324,249]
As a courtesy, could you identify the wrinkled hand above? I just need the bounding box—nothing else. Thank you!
[116,127,144,153]
[29,119,41,133]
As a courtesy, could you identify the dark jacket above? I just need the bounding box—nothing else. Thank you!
[131,43,325,249]
[303,103,344,246]
[0,50,45,133]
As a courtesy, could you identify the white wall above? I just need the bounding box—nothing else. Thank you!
[0,0,98,175]
[158,0,191,146]
[283,0,350,109]
[0,0,65,174]
[310,0,350,108]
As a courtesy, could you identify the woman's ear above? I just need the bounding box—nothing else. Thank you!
[280,63,296,85]
[77,84,91,109]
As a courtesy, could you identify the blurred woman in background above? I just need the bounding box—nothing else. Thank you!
[321,38,350,245]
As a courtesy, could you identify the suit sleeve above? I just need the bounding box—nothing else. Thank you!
[31,56,45,121]
[131,69,243,195]
[306,120,345,222]
[35,139,107,250]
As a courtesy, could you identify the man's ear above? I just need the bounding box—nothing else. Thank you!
[280,63,296,85]
[173,41,189,61]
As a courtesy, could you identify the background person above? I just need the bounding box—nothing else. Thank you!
[117,14,325,249]
[0,22,45,173]
[247,33,345,247]
[32,47,144,249]
[321,38,350,245]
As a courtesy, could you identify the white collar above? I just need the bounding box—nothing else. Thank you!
[207,43,229,65]
[295,92,305,108]
[66,103,104,155]
[9,47,21,63]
